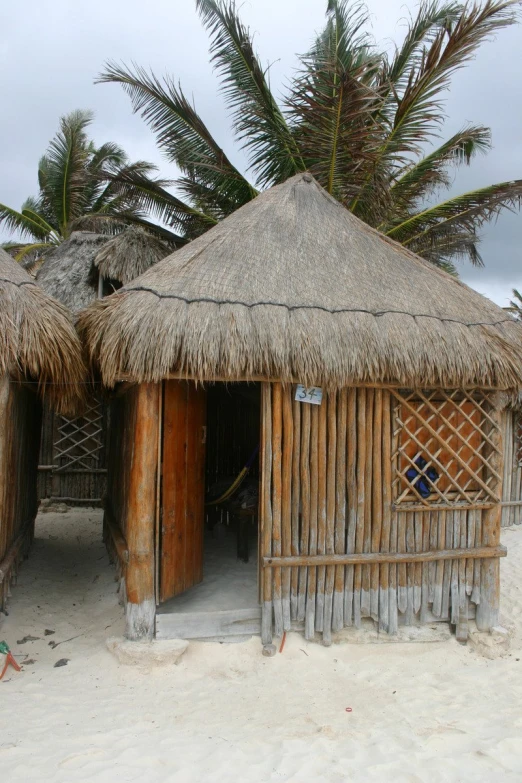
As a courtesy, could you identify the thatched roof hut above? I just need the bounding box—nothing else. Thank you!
[79,173,522,391]
[36,231,110,312]
[78,173,522,646]
[94,227,171,286]
[0,247,85,609]
[0,246,85,411]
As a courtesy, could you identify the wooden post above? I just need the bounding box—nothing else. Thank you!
[261,383,274,644]
[125,382,160,640]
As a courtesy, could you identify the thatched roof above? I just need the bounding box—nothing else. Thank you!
[36,232,110,312]
[78,173,522,391]
[94,227,171,286]
[0,247,85,412]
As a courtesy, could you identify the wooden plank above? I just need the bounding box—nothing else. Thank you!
[192,384,207,586]
[263,545,506,567]
[315,395,328,634]
[371,388,382,622]
[125,383,159,640]
[362,388,374,618]
[333,388,347,632]
[271,383,284,637]
[323,391,337,644]
[156,607,262,640]
[290,397,301,620]
[379,390,392,632]
[261,383,273,644]
[281,385,293,631]
[353,389,366,627]
[298,403,311,622]
[305,405,319,639]
[344,388,357,626]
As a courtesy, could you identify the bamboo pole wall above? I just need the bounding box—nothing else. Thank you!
[260,383,505,644]
[501,409,522,527]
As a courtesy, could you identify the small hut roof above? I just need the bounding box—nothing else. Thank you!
[0,247,85,412]
[94,227,171,286]
[78,173,522,390]
[36,231,110,312]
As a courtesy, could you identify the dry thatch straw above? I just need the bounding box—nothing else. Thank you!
[0,247,86,413]
[94,227,171,286]
[78,173,522,391]
[36,231,111,312]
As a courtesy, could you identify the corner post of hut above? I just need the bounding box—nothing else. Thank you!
[124,382,160,640]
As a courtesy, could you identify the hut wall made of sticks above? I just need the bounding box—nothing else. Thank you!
[0,377,42,611]
[501,408,522,527]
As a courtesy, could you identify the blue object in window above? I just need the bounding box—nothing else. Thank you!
[405,456,439,499]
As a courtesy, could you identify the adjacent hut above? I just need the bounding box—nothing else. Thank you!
[78,173,522,645]
[0,247,84,610]
[35,230,170,505]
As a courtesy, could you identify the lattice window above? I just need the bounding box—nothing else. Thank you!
[391,389,501,507]
[55,400,104,472]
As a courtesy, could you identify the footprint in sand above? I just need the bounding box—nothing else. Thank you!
[59,749,107,769]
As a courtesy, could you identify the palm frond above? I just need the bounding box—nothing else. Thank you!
[43,109,94,234]
[196,0,305,185]
[382,1,519,161]
[0,203,56,241]
[97,61,256,207]
[288,1,385,201]
[384,125,491,219]
[387,179,522,265]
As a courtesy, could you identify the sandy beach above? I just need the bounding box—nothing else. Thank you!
[1,508,522,782]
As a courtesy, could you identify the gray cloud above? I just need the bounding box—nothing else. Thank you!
[1,0,520,305]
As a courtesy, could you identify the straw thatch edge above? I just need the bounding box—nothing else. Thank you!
[1,276,86,413]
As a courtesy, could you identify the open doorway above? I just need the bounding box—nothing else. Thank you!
[156,381,261,639]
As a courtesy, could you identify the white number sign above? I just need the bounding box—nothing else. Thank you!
[295,385,323,405]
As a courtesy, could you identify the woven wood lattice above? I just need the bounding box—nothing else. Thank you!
[391,389,501,507]
[55,401,104,472]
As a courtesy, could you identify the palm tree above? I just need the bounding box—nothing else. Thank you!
[99,0,522,273]
[0,109,181,265]
[509,289,522,320]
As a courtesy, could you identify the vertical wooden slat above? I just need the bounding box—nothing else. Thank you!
[305,405,319,639]
[405,511,415,625]
[323,391,337,644]
[389,400,399,634]
[281,385,293,631]
[344,388,357,626]
[261,383,273,644]
[354,389,366,628]
[397,510,407,615]
[315,397,328,633]
[333,388,347,632]
[298,403,311,622]
[271,383,284,638]
[379,390,392,632]
[291,396,301,620]
[413,510,423,615]
[154,382,164,605]
[432,510,446,617]
[371,388,382,622]
[361,389,374,618]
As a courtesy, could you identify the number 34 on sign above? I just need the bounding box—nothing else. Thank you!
[295,385,323,405]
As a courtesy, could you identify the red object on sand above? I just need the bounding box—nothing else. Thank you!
[0,647,21,680]
[279,632,286,654]
[345,707,353,713]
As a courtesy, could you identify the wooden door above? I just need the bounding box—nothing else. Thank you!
[160,380,207,602]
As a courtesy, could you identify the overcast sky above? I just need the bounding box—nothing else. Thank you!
[1,0,521,306]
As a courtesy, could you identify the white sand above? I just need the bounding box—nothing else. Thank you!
[2,509,522,782]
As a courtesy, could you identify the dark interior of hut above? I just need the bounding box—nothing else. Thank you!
[159,382,261,619]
